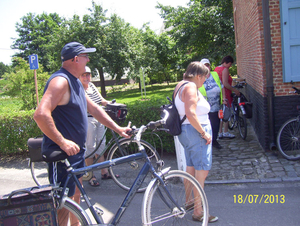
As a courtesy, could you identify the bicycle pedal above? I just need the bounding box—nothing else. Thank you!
[95,206,104,216]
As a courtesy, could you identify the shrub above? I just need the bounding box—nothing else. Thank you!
[93,98,176,156]
[124,98,176,154]
[3,57,49,110]
[0,111,41,155]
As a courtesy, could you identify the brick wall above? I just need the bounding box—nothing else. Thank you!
[232,0,300,150]
[233,0,266,96]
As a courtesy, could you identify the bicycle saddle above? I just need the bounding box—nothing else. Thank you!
[42,148,68,163]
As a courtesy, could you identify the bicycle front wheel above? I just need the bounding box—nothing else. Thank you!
[142,170,208,226]
[277,117,300,160]
[30,160,49,186]
[238,109,247,140]
[107,138,160,192]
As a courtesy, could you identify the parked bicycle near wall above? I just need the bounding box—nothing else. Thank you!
[276,86,300,160]
[28,102,161,193]
[228,81,253,140]
[13,110,209,226]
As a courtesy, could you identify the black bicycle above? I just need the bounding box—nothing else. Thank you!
[276,87,300,160]
[38,110,209,225]
[228,81,252,140]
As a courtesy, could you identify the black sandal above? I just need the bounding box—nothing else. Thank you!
[89,176,100,187]
[101,173,120,180]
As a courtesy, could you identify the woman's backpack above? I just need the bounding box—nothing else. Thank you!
[160,82,188,136]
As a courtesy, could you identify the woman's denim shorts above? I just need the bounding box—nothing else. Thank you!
[178,123,212,171]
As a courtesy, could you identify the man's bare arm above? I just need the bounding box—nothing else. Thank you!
[33,77,80,156]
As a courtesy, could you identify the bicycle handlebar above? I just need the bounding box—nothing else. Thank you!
[127,110,169,142]
[233,81,246,89]
[291,87,300,94]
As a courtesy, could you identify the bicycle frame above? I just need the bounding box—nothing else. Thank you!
[58,145,175,225]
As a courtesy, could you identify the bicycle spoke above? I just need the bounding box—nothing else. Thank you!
[108,139,160,192]
[142,170,208,226]
[278,119,300,159]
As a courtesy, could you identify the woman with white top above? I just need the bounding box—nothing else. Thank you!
[174,61,218,223]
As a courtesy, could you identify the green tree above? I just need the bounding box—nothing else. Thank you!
[81,1,109,96]
[11,12,64,72]
[0,62,11,78]
[102,14,133,81]
[133,26,182,84]
[158,0,235,64]
[3,57,49,110]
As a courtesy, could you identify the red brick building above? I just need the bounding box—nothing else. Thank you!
[232,0,300,150]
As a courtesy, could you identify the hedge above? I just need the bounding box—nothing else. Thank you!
[0,110,41,155]
[0,98,176,156]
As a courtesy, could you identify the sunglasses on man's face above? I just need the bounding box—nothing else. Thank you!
[78,54,89,59]
[81,73,91,77]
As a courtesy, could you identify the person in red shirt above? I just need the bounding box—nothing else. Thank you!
[214,56,240,139]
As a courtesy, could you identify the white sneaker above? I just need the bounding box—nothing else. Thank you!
[222,132,235,139]
[218,133,223,139]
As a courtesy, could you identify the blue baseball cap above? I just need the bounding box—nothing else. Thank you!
[61,42,96,61]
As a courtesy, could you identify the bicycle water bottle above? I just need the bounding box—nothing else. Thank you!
[218,109,223,119]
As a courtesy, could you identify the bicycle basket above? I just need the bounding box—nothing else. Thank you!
[105,103,127,123]
[0,185,58,226]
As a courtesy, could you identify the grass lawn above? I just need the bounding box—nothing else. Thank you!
[0,81,178,113]
[105,82,177,105]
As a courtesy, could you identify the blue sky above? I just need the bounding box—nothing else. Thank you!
[0,0,189,65]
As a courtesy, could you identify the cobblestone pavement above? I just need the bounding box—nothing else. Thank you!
[206,122,300,184]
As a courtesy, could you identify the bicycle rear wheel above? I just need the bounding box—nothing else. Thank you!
[228,106,236,130]
[238,109,247,140]
[276,117,300,160]
[107,138,160,192]
[30,160,49,186]
[142,170,208,226]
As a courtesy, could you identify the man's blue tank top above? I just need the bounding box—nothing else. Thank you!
[42,68,88,162]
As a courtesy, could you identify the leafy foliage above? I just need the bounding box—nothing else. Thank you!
[0,110,40,155]
[11,12,63,72]
[3,57,49,110]
[0,62,11,78]
[157,0,235,64]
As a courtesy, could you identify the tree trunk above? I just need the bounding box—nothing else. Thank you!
[99,67,106,97]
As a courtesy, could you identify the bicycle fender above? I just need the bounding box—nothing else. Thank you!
[62,197,93,224]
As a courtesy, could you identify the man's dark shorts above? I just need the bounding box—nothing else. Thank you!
[48,151,85,197]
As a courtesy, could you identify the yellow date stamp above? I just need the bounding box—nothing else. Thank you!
[233,194,285,204]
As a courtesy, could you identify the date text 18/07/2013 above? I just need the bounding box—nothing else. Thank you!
[233,194,285,204]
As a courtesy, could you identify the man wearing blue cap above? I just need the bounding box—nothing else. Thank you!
[34,42,131,225]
